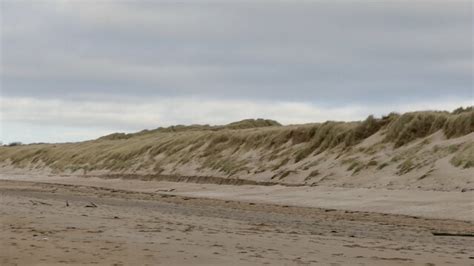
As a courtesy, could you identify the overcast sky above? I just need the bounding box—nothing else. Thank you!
[0,0,472,143]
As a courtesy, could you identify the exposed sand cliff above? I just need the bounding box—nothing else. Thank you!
[1,108,473,191]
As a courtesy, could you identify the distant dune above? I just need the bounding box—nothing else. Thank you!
[1,107,473,191]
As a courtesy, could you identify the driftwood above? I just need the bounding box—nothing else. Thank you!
[30,200,52,206]
[155,188,176,192]
[85,202,98,208]
[432,232,474,237]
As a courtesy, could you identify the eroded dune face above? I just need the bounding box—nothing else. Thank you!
[1,109,473,191]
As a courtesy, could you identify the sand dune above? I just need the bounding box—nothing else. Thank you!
[1,108,473,191]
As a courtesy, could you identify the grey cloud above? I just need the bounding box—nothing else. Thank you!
[1,0,472,106]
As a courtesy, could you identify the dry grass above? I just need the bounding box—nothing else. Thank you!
[397,158,416,175]
[444,111,474,138]
[451,143,474,169]
[307,169,320,178]
[384,112,447,147]
[377,162,389,170]
[0,108,472,178]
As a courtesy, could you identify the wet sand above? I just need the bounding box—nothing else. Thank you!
[1,179,473,265]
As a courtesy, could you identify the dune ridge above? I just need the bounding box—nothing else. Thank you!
[1,107,473,191]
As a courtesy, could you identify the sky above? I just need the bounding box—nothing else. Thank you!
[0,0,472,144]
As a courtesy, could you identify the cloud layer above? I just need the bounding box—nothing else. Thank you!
[0,0,472,143]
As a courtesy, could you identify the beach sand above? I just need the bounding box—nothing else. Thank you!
[1,178,473,265]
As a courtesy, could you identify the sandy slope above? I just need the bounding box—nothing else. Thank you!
[1,179,473,266]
